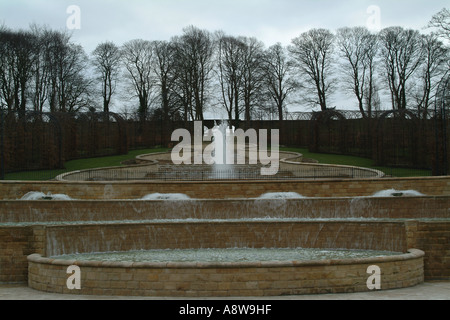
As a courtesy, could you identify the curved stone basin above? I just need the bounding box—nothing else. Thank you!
[28,249,424,297]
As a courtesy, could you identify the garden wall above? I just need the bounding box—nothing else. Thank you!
[27,249,424,297]
[0,218,448,283]
[1,176,449,200]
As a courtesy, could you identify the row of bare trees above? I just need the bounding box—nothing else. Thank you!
[0,24,93,114]
[94,26,216,123]
[1,9,449,122]
[290,24,449,119]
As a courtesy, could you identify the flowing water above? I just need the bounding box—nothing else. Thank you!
[140,193,192,201]
[17,189,426,201]
[370,189,425,197]
[50,247,403,263]
[257,192,306,199]
[20,191,74,201]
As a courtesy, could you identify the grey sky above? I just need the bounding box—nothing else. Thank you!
[1,0,448,54]
[1,0,448,113]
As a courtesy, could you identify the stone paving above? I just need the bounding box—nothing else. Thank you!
[1,282,449,300]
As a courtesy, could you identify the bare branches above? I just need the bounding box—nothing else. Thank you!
[428,8,450,42]
[336,27,379,118]
[121,39,155,117]
[379,27,425,110]
[413,34,449,118]
[92,42,121,113]
[263,43,297,121]
[152,40,180,122]
[0,28,38,113]
[289,29,335,111]
[240,37,265,123]
[173,26,215,121]
[1,7,448,119]
[216,33,246,125]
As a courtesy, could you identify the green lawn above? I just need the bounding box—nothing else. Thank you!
[4,146,431,181]
[4,148,169,181]
[281,147,431,177]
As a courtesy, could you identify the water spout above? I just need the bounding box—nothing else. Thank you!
[257,192,306,199]
[371,189,425,197]
[209,121,235,179]
[20,191,73,201]
[140,193,192,201]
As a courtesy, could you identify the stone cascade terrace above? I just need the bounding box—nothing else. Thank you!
[0,146,448,297]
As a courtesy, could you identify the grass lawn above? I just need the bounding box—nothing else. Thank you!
[4,146,431,181]
[281,147,431,177]
[4,148,169,181]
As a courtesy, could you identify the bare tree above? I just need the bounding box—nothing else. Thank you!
[216,33,246,125]
[240,37,265,123]
[413,34,449,118]
[38,30,92,112]
[152,40,180,122]
[289,29,335,111]
[428,8,450,42]
[173,26,215,121]
[379,27,424,110]
[29,25,53,112]
[151,40,182,145]
[0,28,37,114]
[45,30,71,112]
[0,28,16,110]
[92,41,122,113]
[263,42,297,121]
[57,44,92,112]
[64,71,95,112]
[121,39,155,118]
[171,36,193,123]
[15,31,37,114]
[336,27,379,118]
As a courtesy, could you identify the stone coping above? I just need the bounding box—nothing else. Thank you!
[4,194,449,201]
[3,174,448,186]
[27,249,424,269]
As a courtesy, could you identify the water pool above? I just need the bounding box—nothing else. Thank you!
[51,247,403,263]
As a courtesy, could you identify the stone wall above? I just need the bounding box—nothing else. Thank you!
[1,197,449,223]
[27,249,424,297]
[0,220,447,284]
[42,221,409,257]
[1,176,449,200]
[406,221,450,280]
[0,226,45,283]
[0,176,448,289]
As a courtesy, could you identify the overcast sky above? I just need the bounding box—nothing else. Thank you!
[1,0,448,113]
[1,0,448,54]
